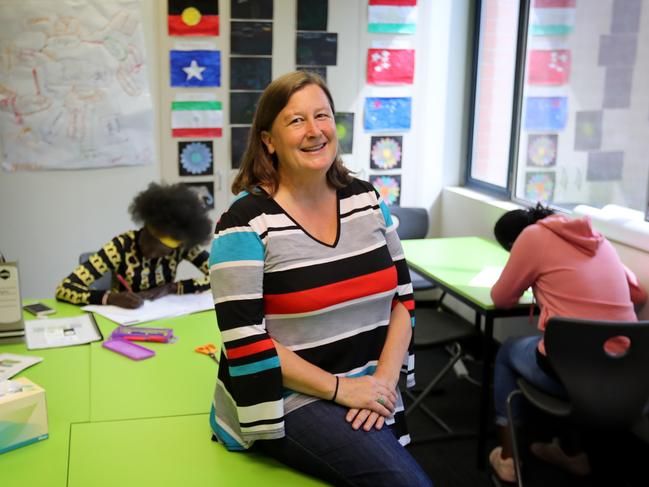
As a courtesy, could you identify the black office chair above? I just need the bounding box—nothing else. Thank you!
[79,251,113,292]
[506,317,649,487]
[390,206,478,440]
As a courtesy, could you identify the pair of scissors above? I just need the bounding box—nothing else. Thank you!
[195,343,219,364]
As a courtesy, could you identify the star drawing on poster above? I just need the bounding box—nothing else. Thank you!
[183,60,206,80]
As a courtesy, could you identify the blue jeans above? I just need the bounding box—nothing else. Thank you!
[253,400,432,487]
[493,335,567,426]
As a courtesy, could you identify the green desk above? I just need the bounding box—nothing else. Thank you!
[402,237,534,468]
[1,299,326,486]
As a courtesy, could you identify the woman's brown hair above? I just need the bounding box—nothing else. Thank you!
[231,71,352,195]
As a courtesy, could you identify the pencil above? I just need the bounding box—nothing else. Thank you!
[117,274,133,293]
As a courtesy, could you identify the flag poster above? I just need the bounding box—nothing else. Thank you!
[368,0,417,34]
[170,50,220,87]
[530,0,576,36]
[364,97,412,131]
[168,0,219,36]
[367,49,415,85]
[171,101,223,137]
[527,49,570,85]
[524,97,568,131]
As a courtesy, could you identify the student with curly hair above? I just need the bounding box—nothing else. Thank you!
[55,182,212,309]
[488,203,647,483]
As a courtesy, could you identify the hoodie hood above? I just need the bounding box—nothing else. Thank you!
[537,215,603,256]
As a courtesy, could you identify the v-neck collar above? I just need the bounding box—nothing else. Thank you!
[260,187,341,248]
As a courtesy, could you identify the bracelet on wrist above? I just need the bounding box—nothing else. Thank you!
[331,376,340,402]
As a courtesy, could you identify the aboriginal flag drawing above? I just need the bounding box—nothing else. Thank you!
[168,0,219,36]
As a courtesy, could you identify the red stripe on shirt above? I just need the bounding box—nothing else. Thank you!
[227,338,275,360]
[265,266,397,315]
[168,15,219,36]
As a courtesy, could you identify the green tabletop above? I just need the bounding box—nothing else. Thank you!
[0,300,91,487]
[402,237,534,310]
[89,310,220,421]
[68,414,326,487]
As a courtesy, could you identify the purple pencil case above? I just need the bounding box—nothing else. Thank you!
[102,338,155,360]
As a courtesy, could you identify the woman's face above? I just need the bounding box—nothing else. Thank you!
[261,84,338,180]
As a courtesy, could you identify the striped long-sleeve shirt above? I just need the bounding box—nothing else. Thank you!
[208,179,415,450]
[55,229,210,305]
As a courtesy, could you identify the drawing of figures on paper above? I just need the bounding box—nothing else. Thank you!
[0,0,153,171]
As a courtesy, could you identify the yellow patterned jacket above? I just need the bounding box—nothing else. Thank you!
[55,229,210,305]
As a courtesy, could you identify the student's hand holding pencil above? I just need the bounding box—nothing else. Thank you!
[106,274,144,309]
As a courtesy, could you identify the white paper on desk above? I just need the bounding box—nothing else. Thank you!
[82,292,214,326]
[0,353,43,381]
[469,266,504,287]
[25,314,102,350]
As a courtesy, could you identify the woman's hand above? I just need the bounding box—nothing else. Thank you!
[137,282,178,301]
[346,408,387,431]
[335,375,396,418]
[106,291,143,309]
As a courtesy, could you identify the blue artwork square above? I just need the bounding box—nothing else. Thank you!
[364,97,412,132]
[170,50,221,87]
[524,97,568,132]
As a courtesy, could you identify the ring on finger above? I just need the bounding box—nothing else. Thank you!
[376,396,386,406]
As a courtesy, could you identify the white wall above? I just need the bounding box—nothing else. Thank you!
[0,0,474,298]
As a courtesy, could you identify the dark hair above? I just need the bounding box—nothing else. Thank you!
[231,71,353,195]
[494,202,555,251]
[129,182,212,247]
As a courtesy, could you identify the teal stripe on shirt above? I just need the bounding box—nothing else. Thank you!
[209,231,264,266]
[380,200,393,227]
[229,356,280,377]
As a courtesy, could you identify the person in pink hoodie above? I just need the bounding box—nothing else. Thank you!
[487,203,647,483]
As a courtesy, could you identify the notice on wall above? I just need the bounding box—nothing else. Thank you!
[0,0,154,171]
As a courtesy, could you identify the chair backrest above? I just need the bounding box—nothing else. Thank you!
[79,252,113,292]
[545,317,649,429]
[389,206,429,240]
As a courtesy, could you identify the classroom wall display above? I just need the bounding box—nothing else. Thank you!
[525,171,555,203]
[574,111,602,151]
[171,101,223,137]
[335,112,354,154]
[524,96,568,131]
[297,0,328,31]
[603,67,633,109]
[296,32,338,66]
[231,21,273,55]
[527,49,570,85]
[230,57,272,90]
[230,92,262,124]
[170,49,221,87]
[370,136,403,170]
[368,0,417,34]
[364,97,412,132]
[183,182,215,209]
[530,0,576,36]
[367,48,415,85]
[297,66,327,81]
[0,0,154,171]
[168,0,220,36]
[527,134,557,167]
[231,126,250,169]
[230,0,273,20]
[178,141,213,176]
[587,151,624,181]
[370,174,401,206]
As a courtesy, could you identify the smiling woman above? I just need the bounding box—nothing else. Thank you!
[208,71,432,487]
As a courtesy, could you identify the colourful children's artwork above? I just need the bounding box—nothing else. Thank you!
[370,136,403,170]
[335,112,354,154]
[168,0,220,36]
[171,101,223,138]
[527,49,570,85]
[367,49,415,85]
[525,172,555,203]
[364,97,412,132]
[524,97,568,132]
[530,0,576,36]
[527,134,557,167]
[370,175,401,206]
[368,0,417,34]
[574,111,602,151]
[178,141,213,176]
[170,50,220,87]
